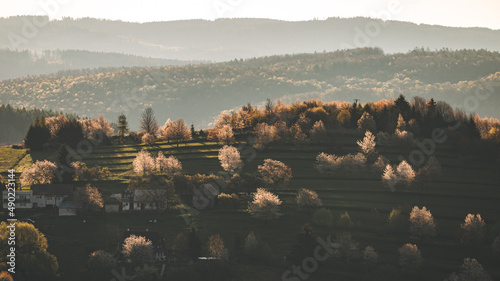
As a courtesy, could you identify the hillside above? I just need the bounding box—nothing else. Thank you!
[1,17,500,62]
[1,48,500,137]
[4,130,500,281]
[0,49,200,81]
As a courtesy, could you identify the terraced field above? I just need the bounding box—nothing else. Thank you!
[3,132,500,281]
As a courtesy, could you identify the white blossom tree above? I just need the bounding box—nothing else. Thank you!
[216,124,235,145]
[122,235,154,265]
[357,130,376,155]
[167,118,192,147]
[244,231,258,251]
[314,152,366,174]
[461,214,486,243]
[78,114,114,140]
[155,152,182,177]
[248,188,282,221]
[445,258,493,281]
[296,188,322,208]
[372,155,389,174]
[20,160,57,186]
[218,145,243,174]
[382,161,416,190]
[258,159,292,188]
[397,161,416,184]
[381,164,398,191]
[398,243,423,272]
[133,150,155,175]
[409,206,437,238]
[141,133,156,145]
[74,184,104,213]
[160,119,174,140]
[45,115,69,136]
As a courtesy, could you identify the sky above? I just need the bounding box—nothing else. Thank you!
[1,0,500,29]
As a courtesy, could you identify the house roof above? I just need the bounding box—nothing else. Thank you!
[57,200,81,209]
[122,230,165,249]
[32,184,74,196]
[104,195,122,205]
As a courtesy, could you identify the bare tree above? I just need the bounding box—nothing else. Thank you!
[140,107,159,135]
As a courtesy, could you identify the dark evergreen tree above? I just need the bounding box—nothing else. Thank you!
[117,114,129,138]
[54,145,75,184]
[56,119,84,148]
[394,94,411,119]
[187,227,202,261]
[23,116,51,151]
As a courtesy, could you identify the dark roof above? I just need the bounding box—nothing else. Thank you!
[104,195,121,205]
[57,200,81,209]
[32,184,74,196]
[122,230,165,249]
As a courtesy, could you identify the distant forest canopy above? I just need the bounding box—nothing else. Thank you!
[1,16,500,61]
[1,48,499,134]
[0,104,76,144]
[0,49,201,81]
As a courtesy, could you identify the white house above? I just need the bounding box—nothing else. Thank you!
[31,184,74,208]
[104,189,167,212]
[2,184,73,209]
[2,190,33,209]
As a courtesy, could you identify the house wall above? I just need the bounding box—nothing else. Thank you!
[59,208,78,216]
[105,204,120,213]
[2,191,33,209]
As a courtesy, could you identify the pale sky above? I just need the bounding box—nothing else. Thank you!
[1,0,499,29]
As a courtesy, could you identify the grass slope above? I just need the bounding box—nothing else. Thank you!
[3,132,500,281]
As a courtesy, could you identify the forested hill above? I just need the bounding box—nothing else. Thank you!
[1,48,500,134]
[1,16,500,62]
[0,105,74,144]
[0,49,200,81]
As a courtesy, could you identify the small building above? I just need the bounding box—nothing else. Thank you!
[31,184,74,208]
[57,200,81,216]
[122,230,166,262]
[104,195,122,213]
[2,190,33,209]
[104,189,167,212]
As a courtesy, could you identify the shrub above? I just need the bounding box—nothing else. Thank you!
[217,193,239,209]
[312,208,333,227]
[296,188,322,208]
[362,246,379,265]
[88,250,117,272]
[338,211,354,228]
[461,214,486,243]
[398,243,423,272]
[409,206,437,239]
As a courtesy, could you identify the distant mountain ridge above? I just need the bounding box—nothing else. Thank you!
[1,48,499,135]
[0,49,201,81]
[1,16,500,62]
